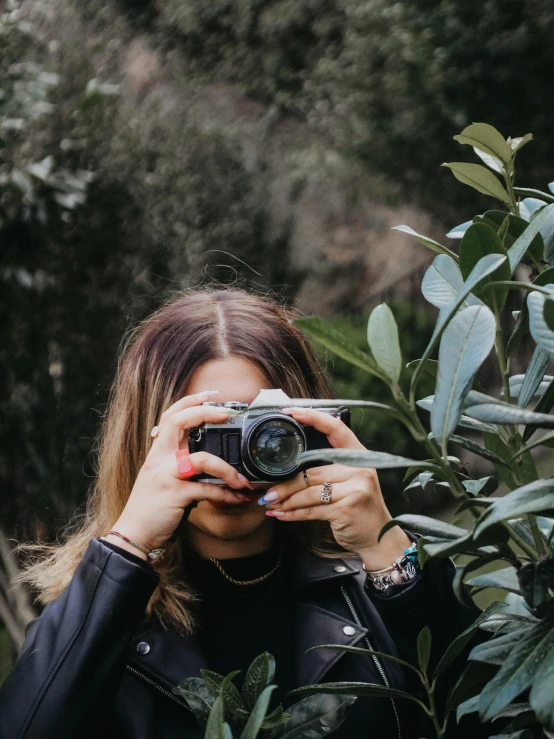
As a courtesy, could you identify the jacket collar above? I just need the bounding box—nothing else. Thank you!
[126,544,365,694]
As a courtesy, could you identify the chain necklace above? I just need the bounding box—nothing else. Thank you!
[209,550,283,586]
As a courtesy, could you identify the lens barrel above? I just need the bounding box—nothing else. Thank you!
[243,414,306,479]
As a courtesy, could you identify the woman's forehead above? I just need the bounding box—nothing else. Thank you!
[185,357,271,404]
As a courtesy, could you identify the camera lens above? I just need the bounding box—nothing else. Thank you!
[245,415,306,477]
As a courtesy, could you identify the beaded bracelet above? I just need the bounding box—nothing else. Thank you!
[363,542,419,592]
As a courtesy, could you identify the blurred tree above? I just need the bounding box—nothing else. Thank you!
[127,0,554,213]
[0,0,295,541]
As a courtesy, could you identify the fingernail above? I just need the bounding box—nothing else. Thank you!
[266,510,285,517]
[197,390,219,397]
[237,473,254,490]
[282,407,305,414]
[258,490,279,505]
[234,492,251,502]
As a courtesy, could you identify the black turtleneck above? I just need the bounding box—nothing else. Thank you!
[183,542,296,706]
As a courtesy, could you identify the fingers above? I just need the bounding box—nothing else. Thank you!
[283,407,364,450]
[261,464,358,503]
[273,480,352,512]
[158,390,219,425]
[181,451,253,491]
[154,405,231,453]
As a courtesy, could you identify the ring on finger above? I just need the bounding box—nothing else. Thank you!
[303,470,310,488]
[320,481,332,504]
[151,425,160,439]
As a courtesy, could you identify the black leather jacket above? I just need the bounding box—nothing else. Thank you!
[0,538,484,739]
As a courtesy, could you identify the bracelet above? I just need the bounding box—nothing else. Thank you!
[103,530,165,563]
[364,543,419,592]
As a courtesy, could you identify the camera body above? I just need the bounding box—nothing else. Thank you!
[188,390,350,484]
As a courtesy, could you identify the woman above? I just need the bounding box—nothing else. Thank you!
[0,289,481,739]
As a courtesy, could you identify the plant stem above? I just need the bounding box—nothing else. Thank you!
[421,676,444,739]
[495,314,512,405]
[527,514,546,557]
[503,522,539,561]
[504,167,519,217]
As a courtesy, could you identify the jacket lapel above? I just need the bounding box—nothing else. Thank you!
[126,624,207,691]
[295,601,368,686]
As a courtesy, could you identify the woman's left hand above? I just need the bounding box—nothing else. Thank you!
[258,407,411,571]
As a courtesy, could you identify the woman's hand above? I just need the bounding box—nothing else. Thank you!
[258,407,411,572]
[109,392,253,556]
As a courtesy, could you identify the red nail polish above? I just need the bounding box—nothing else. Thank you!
[266,510,285,518]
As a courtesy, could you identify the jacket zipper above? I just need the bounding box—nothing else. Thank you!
[125,664,192,713]
[340,585,402,739]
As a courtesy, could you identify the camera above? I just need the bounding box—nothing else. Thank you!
[188,389,351,484]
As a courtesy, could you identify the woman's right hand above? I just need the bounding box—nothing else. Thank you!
[107,392,252,556]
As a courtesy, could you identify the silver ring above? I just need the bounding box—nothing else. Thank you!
[151,425,160,439]
[303,470,310,488]
[321,481,332,504]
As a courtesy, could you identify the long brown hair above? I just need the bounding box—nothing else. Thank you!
[17,288,343,633]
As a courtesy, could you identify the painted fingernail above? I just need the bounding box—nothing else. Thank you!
[237,473,254,490]
[258,490,279,505]
[266,510,285,517]
[234,492,251,502]
[197,390,219,397]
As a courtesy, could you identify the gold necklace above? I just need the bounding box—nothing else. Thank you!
[209,550,283,586]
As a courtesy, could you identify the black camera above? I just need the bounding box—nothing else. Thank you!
[188,390,350,484]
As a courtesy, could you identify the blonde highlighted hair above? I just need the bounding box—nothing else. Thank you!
[17,288,344,633]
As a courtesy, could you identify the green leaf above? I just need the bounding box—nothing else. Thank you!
[446,220,472,239]
[523,375,554,441]
[474,479,554,537]
[417,395,499,434]
[435,602,506,680]
[528,288,554,358]
[241,653,275,711]
[442,162,511,206]
[479,611,554,721]
[489,731,533,738]
[417,626,432,674]
[476,211,544,262]
[510,133,533,154]
[308,644,421,675]
[451,434,511,470]
[240,686,275,739]
[431,305,496,446]
[507,301,529,358]
[206,696,226,739]
[260,704,290,730]
[379,514,467,541]
[512,429,554,460]
[514,187,554,204]
[411,253,508,393]
[298,448,436,470]
[293,316,388,382]
[456,695,480,721]
[529,640,554,731]
[464,400,554,429]
[516,346,550,408]
[509,372,552,401]
[421,255,481,308]
[467,567,520,594]
[392,225,458,259]
[454,123,513,165]
[508,204,554,272]
[459,223,511,311]
[286,682,427,710]
[473,147,504,174]
[267,695,355,739]
[462,476,500,495]
[200,670,244,716]
[173,678,215,728]
[518,560,554,610]
[470,627,533,666]
[367,304,402,383]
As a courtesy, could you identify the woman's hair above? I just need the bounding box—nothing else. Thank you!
[18,287,344,633]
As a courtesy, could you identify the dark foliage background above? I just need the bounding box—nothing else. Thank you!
[1,0,553,679]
